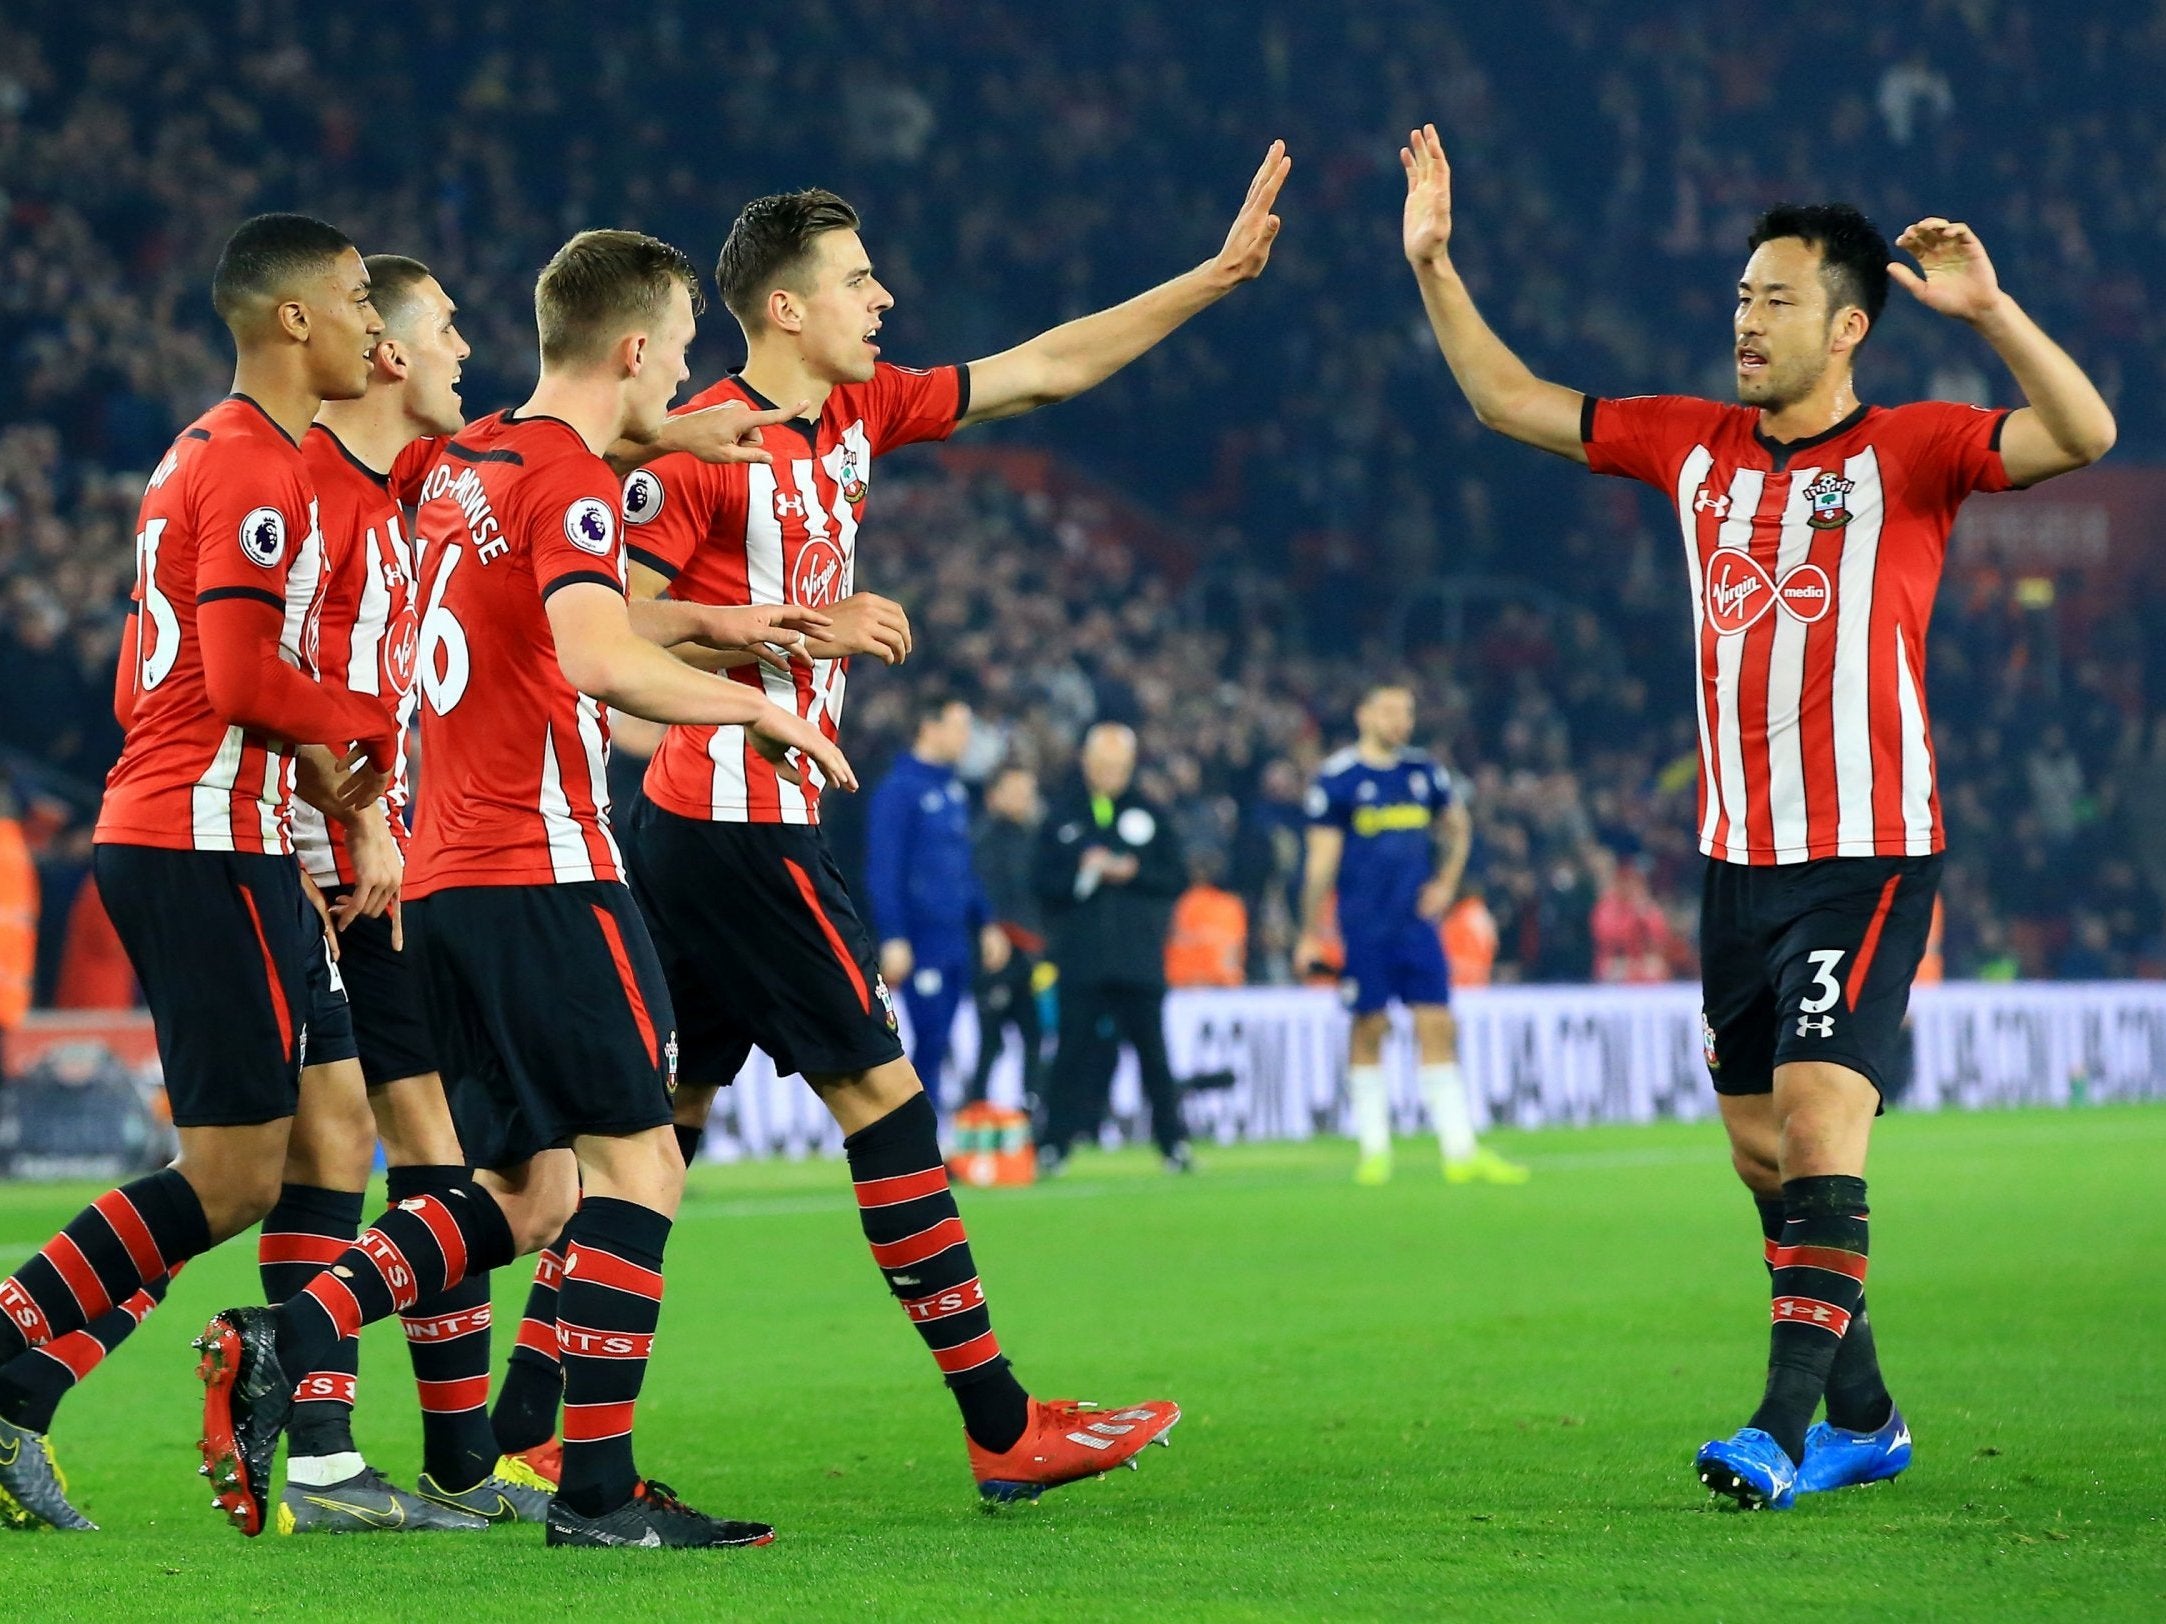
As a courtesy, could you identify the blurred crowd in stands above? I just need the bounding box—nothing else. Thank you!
[2,0,2162,1023]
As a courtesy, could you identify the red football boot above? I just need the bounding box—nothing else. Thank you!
[506,1436,562,1489]
[967,1399,1180,1504]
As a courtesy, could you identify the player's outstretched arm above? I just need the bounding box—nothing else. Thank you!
[957,140,1290,427]
[604,399,806,475]
[627,596,829,673]
[546,580,856,788]
[1889,218,2116,486]
[1401,125,1587,462]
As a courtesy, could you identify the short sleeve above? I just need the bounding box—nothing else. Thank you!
[621,452,729,584]
[1896,400,2013,506]
[1582,394,1730,489]
[389,436,446,507]
[1304,775,1348,831]
[192,450,313,606]
[522,458,627,602]
[862,362,969,457]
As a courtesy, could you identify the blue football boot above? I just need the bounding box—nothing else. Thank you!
[1694,1427,1799,1510]
[1797,1405,1912,1495]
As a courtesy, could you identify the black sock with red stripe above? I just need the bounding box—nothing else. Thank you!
[1756,1193,1893,1436]
[0,1268,175,1433]
[1748,1175,1871,1465]
[273,1180,515,1386]
[388,1166,500,1492]
[0,1169,208,1361]
[555,1197,669,1518]
[492,1225,570,1457]
[260,1184,364,1458]
[845,1091,1029,1455]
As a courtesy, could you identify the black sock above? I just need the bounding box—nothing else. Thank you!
[388,1166,501,1491]
[1755,1193,1892,1435]
[674,1123,704,1168]
[258,1184,363,1459]
[555,1198,669,1518]
[276,1180,516,1382]
[492,1226,570,1456]
[1748,1175,1871,1466]
[0,1269,174,1433]
[844,1091,1030,1454]
[0,1169,208,1360]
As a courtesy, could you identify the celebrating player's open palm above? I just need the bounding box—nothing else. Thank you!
[1211,140,1291,284]
[1889,218,2003,322]
[749,703,857,792]
[1401,124,1455,266]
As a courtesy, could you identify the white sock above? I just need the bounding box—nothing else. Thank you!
[1419,1063,1478,1164]
[284,1450,366,1487]
[1349,1064,1391,1160]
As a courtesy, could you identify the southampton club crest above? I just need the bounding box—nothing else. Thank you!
[838,445,868,508]
[1803,471,1855,531]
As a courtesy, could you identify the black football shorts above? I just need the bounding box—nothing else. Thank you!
[1700,853,1941,1102]
[405,880,676,1171]
[323,886,436,1088]
[623,801,903,1086]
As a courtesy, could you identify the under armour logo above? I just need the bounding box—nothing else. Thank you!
[1775,1299,1838,1324]
[1796,1015,1835,1038]
[1693,487,1731,517]
[774,492,808,519]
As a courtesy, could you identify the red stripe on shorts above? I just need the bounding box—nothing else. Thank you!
[235,882,295,1059]
[589,903,660,1068]
[783,857,871,1014]
[1844,874,1903,1012]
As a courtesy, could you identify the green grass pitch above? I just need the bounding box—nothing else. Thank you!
[1,1106,2160,1620]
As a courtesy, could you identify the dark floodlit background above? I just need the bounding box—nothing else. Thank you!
[2,0,2161,1014]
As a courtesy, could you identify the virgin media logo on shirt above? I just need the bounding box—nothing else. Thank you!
[790,536,846,608]
[1705,551,1833,634]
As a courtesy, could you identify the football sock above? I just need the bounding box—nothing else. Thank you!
[554,1197,669,1518]
[259,1184,364,1459]
[275,1180,515,1384]
[1754,1192,1894,1434]
[845,1091,1029,1454]
[1748,1175,1871,1465]
[492,1225,570,1456]
[0,1266,175,1433]
[1348,1064,1391,1162]
[674,1123,704,1167]
[1418,1062,1478,1163]
[388,1166,500,1492]
[0,1169,208,1360]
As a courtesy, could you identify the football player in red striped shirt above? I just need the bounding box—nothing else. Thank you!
[1399,123,2114,1510]
[0,215,404,1525]
[192,229,847,1550]
[611,147,1292,1503]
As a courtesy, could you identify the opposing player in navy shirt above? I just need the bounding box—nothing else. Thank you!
[1300,684,1526,1186]
[865,691,1005,1099]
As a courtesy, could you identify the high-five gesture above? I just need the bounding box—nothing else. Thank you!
[1209,140,1292,288]
[1887,219,2003,324]
[1401,124,1456,268]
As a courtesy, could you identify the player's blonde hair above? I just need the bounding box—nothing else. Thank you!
[535,229,703,367]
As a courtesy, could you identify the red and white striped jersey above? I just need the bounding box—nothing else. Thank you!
[290,426,425,885]
[96,395,327,855]
[1583,396,2012,865]
[623,363,967,825]
[405,412,627,895]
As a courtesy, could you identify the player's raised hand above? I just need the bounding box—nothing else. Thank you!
[1889,218,2004,323]
[808,591,912,665]
[747,704,858,793]
[1401,124,1456,267]
[692,602,834,671]
[655,399,813,466]
[1208,139,1290,287]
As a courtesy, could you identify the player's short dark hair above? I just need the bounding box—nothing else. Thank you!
[210,213,355,328]
[1749,203,1891,341]
[363,254,436,335]
[535,229,704,367]
[912,686,969,730]
[714,189,862,327]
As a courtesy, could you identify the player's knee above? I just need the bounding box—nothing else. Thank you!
[1728,1141,1782,1197]
[195,1161,287,1241]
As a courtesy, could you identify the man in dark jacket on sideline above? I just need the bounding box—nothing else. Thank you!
[967,764,1045,1107]
[865,691,1006,1101]
[1033,723,1191,1173]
